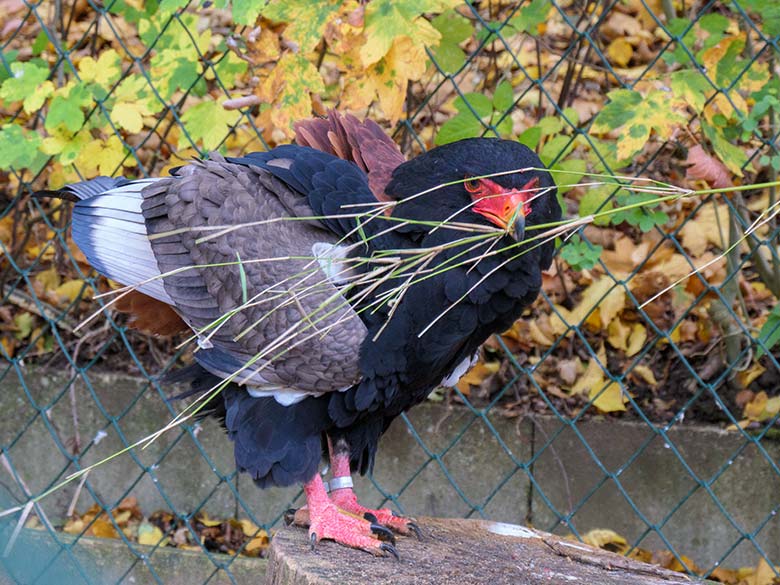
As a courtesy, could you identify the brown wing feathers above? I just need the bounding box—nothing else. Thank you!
[112,111,399,337]
[294,110,405,201]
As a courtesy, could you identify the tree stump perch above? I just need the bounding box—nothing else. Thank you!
[265,517,696,585]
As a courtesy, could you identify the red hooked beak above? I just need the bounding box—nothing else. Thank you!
[469,177,539,241]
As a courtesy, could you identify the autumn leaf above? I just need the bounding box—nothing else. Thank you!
[359,0,456,67]
[179,100,241,150]
[138,522,166,546]
[685,144,732,189]
[263,0,342,53]
[110,75,161,134]
[78,49,122,98]
[0,61,54,113]
[591,89,687,160]
[75,135,136,177]
[255,53,324,138]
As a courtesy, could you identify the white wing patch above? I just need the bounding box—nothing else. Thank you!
[441,352,479,387]
[71,179,172,304]
[312,242,358,285]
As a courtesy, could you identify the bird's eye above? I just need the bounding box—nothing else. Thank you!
[464,177,480,193]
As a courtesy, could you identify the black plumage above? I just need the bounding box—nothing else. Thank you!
[43,127,560,492]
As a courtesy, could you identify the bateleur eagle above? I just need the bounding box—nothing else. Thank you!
[42,112,560,558]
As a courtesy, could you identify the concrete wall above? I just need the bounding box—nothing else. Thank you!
[0,365,778,570]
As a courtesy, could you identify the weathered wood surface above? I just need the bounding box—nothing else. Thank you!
[266,517,699,585]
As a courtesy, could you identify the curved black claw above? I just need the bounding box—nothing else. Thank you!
[310,532,318,551]
[380,541,400,561]
[407,521,423,541]
[284,508,298,526]
[370,523,396,544]
[363,512,379,524]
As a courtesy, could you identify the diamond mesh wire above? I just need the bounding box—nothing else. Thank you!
[1,1,779,583]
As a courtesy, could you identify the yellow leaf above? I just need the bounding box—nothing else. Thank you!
[528,320,553,347]
[606,38,633,67]
[607,318,630,351]
[632,365,657,386]
[89,518,119,539]
[245,533,269,553]
[746,558,779,585]
[373,37,428,122]
[78,50,122,87]
[456,360,499,392]
[36,268,60,292]
[63,518,85,535]
[75,135,135,177]
[137,522,165,546]
[113,510,132,526]
[590,380,626,413]
[239,518,261,536]
[24,81,54,113]
[196,513,223,527]
[55,280,88,303]
[569,276,625,328]
[625,323,646,357]
[256,54,324,138]
[112,101,146,134]
[738,363,765,388]
[581,529,628,553]
[571,352,603,396]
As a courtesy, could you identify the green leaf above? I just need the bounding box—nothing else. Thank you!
[702,121,747,177]
[32,31,49,56]
[454,92,493,118]
[591,89,643,132]
[698,13,729,48]
[0,125,46,173]
[232,0,264,25]
[518,126,542,149]
[212,51,248,87]
[430,42,466,73]
[553,158,586,195]
[179,100,241,150]
[495,115,513,137]
[0,50,19,83]
[492,80,514,112]
[435,114,483,145]
[591,89,686,160]
[45,83,92,133]
[537,115,563,136]
[262,0,342,53]
[432,10,472,43]
[757,304,780,358]
[430,11,472,73]
[14,313,34,341]
[560,235,602,271]
[540,134,574,167]
[509,0,550,34]
[0,61,50,103]
[611,193,669,232]
[670,69,711,114]
[578,184,616,227]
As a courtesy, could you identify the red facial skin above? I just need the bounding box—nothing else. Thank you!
[467,176,539,231]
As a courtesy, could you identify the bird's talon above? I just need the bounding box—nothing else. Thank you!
[363,512,378,523]
[407,522,423,540]
[380,542,400,561]
[284,508,298,526]
[370,523,396,544]
[310,532,318,551]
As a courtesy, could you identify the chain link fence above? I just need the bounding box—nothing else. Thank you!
[1,0,780,583]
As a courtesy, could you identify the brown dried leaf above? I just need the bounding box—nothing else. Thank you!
[685,144,732,189]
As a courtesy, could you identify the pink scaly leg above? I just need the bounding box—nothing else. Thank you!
[327,437,421,538]
[290,474,399,558]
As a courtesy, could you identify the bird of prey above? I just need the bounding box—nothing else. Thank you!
[42,111,560,558]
